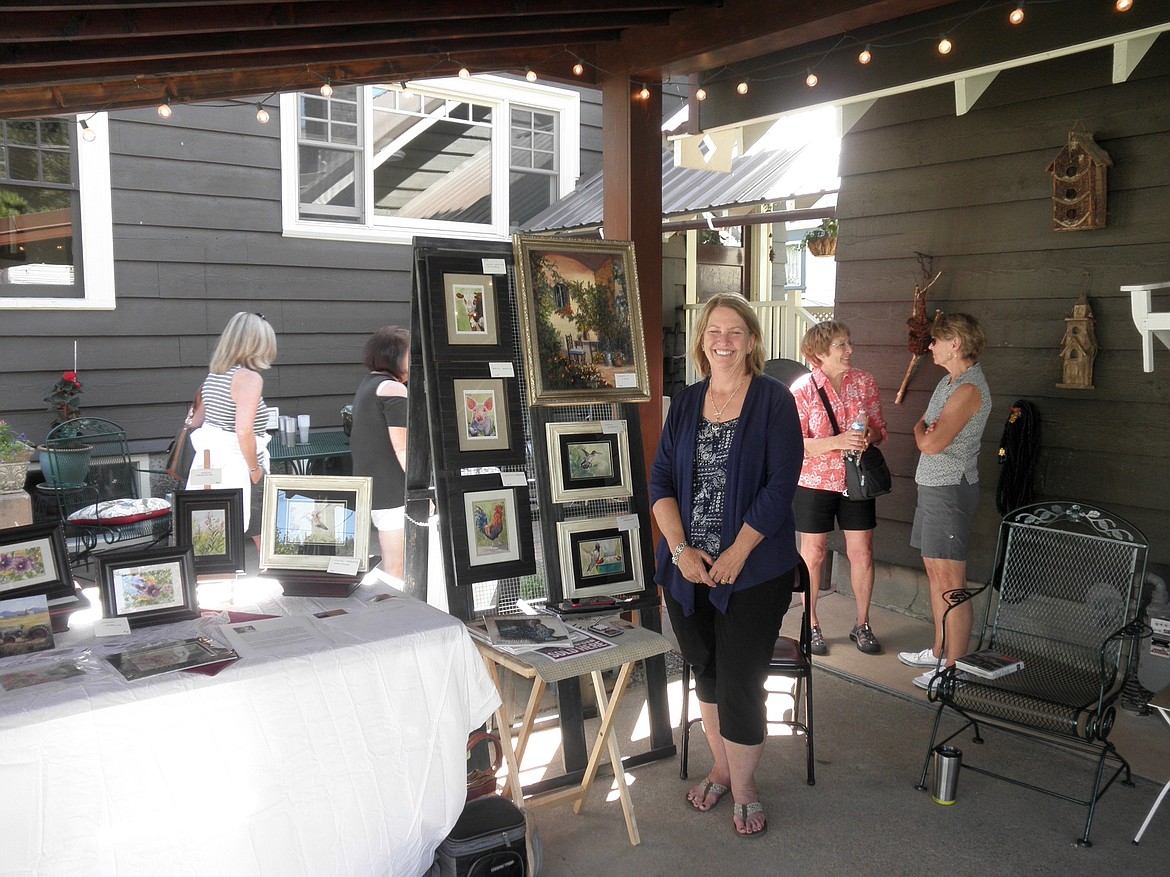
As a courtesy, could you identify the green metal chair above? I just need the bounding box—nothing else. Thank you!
[38,417,175,564]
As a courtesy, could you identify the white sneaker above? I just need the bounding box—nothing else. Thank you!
[898,647,940,668]
[912,670,940,690]
[913,668,969,691]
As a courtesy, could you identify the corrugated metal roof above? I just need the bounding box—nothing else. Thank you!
[523,144,828,233]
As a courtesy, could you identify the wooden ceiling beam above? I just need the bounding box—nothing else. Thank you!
[0,50,591,119]
[0,30,619,90]
[0,12,666,71]
[0,0,714,41]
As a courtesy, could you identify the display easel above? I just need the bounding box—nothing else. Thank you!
[403,236,674,775]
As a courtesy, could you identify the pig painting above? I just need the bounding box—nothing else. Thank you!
[463,391,497,440]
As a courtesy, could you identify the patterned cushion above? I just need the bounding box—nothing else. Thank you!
[67,497,171,526]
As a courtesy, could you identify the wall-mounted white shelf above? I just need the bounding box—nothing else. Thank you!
[1125,281,1170,372]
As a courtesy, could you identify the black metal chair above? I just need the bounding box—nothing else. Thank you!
[914,501,1149,846]
[679,556,815,786]
[38,417,175,565]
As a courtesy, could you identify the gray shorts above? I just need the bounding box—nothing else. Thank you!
[910,478,980,561]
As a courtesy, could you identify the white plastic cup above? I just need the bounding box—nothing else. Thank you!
[280,416,296,443]
[297,414,310,443]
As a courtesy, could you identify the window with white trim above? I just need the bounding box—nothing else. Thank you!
[281,76,580,244]
[0,114,114,310]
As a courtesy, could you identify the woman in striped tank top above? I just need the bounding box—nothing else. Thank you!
[186,312,277,549]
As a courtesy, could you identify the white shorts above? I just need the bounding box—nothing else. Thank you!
[371,506,405,532]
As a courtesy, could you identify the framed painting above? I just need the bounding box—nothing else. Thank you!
[435,363,526,469]
[556,517,644,600]
[0,522,74,602]
[260,475,373,573]
[96,545,200,628]
[446,475,535,585]
[420,251,514,360]
[512,235,650,406]
[443,273,500,347]
[172,489,245,576]
[546,420,632,503]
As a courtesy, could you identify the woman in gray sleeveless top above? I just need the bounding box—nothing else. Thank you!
[896,314,991,690]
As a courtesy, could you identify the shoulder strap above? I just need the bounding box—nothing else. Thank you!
[815,383,841,435]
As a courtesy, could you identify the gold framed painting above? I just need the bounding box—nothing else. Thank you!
[512,235,650,406]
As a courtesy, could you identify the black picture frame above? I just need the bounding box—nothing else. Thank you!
[444,474,536,586]
[0,522,75,603]
[172,489,246,575]
[421,253,514,360]
[97,545,200,629]
[434,362,526,470]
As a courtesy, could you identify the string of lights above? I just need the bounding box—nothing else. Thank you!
[73,0,1138,140]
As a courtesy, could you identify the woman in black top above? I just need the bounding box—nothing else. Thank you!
[350,327,410,579]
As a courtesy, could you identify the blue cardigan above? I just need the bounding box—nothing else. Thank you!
[650,374,803,615]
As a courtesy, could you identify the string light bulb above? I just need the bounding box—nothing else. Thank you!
[320,80,333,97]
[858,46,872,65]
[1009,3,1025,25]
[525,68,537,82]
[79,119,96,142]
[572,59,585,76]
[937,35,953,55]
[255,104,270,124]
[638,84,650,100]
[695,86,707,101]
[805,70,819,88]
[1115,0,1132,11]
[458,66,470,79]
[157,98,172,119]
[736,80,749,95]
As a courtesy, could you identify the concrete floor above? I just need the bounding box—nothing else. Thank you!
[502,590,1170,876]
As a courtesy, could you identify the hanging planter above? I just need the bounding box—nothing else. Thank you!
[801,218,838,258]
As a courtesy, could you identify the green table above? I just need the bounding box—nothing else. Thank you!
[268,431,351,475]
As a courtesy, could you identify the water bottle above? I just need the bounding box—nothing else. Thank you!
[847,414,867,459]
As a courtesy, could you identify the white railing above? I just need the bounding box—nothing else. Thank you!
[681,298,829,384]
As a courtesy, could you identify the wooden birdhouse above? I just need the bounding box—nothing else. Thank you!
[1046,130,1111,232]
[1057,291,1097,389]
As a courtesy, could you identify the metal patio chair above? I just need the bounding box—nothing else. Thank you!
[38,417,175,565]
[914,501,1149,846]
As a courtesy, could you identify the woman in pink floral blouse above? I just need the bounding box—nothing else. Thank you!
[788,321,888,656]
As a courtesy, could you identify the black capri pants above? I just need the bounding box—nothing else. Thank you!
[664,568,796,746]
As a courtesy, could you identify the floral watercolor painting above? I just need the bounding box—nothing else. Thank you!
[189,508,227,557]
[0,537,57,595]
[112,563,183,614]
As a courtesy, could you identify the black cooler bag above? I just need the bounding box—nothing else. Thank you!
[435,796,540,877]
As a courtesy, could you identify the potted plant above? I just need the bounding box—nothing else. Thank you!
[801,218,838,257]
[38,371,91,487]
[0,420,35,492]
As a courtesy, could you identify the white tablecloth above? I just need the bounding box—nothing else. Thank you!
[0,577,500,877]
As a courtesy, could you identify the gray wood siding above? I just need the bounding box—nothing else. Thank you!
[836,40,1170,576]
[1,85,603,450]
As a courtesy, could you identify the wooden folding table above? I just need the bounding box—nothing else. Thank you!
[474,622,671,846]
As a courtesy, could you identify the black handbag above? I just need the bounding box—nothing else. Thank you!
[165,388,202,481]
[816,384,892,501]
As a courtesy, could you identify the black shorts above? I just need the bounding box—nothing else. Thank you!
[793,486,876,534]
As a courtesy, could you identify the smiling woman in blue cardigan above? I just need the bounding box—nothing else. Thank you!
[651,292,803,839]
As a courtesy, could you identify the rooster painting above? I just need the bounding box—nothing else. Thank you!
[472,501,508,553]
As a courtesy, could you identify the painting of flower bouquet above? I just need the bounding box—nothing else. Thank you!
[513,235,650,406]
[97,546,199,628]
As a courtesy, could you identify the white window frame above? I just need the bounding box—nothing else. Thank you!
[280,75,580,245]
[0,113,114,311]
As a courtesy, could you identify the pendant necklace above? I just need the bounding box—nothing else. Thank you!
[708,372,749,430]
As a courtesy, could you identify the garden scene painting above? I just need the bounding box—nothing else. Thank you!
[0,543,49,595]
[189,508,227,557]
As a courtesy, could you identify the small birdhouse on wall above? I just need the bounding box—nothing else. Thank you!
[1057,290,1097,390]
[1046,130,1111,232]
